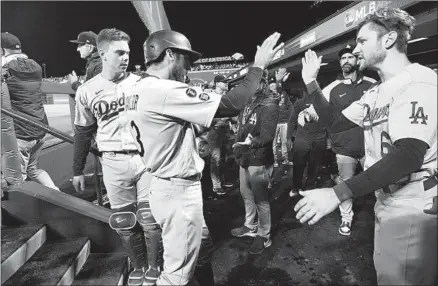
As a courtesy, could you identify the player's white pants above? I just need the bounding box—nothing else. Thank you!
[336,154,364,223]
[374,180,437,285]
[149,175,204,286]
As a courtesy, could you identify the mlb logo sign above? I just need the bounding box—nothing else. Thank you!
[345,11,355,27]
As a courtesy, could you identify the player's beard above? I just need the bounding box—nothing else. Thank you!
[359,45,386,71]
[342,63,356,74]
[170,63,186,83]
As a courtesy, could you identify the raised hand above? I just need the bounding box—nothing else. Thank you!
[253,32,284,70]
[301,49,322,85]
[275,68,290,82]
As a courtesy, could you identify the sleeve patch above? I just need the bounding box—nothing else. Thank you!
[199,93,210,101]
[186,88,197,97]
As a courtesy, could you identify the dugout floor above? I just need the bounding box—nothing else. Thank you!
[203,162,377,286]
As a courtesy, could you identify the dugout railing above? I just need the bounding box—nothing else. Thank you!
[1,82,106,207]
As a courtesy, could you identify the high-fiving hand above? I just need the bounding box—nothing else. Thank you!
[275,68,290,82]
[301,50,323,85]
[294,188,341,225]
[253,32,284,70]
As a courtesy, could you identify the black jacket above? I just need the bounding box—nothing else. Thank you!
[71,52,102,92]
[2,54,49,141]
[322,74,376,157]
[287,95,326,142]
[235,91,279,167]
[276,82,293,123]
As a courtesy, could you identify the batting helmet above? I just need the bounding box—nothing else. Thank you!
[144,30,201,65]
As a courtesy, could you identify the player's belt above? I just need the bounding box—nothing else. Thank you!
[104,150,139,155]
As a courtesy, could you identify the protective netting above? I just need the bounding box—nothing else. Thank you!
[131,1,171,33]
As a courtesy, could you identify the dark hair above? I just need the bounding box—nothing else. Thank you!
[357,7,415,53]
[97,28,130,51]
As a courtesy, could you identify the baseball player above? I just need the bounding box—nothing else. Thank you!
[72,28,161,286]
[295,8,437,285]
[316,44,376,236]
[124,30,283,285]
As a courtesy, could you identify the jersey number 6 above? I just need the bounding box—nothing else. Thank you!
[130,121,145,157]
[380,131,394,157]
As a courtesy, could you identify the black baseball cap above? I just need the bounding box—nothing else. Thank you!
[1,32,21,50]
[214,75,227,83]
[70,31,97,46]
[339,44,356,58]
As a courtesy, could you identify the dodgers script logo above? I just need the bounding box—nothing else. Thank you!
[93,97,125,121]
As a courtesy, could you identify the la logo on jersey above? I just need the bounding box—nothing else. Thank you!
[409,101,428,125]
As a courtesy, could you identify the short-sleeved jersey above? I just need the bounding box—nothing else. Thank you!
[342,63,437,178]
[124,76,222,179]
[74,73,140,151]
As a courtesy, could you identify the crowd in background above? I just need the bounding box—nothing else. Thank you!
[191,62,247,71]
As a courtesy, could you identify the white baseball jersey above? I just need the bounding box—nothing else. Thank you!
[124,76,221,179]
[74,73,140,151]
[342,63,437,180]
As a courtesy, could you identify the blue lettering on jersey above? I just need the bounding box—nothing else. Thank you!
[125,94,139,111]
[93,97,125,121]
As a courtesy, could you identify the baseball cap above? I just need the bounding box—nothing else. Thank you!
[213,74,227,83]
[1,32,21,50]
[338,44,356,58]
[70,31,97,46]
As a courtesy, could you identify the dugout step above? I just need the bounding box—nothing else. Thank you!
[72,252,128,286]
[3,237,90,286]
[1,224,47,284]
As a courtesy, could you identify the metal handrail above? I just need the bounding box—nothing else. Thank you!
[1,106,105,206]
[1,107,100,156]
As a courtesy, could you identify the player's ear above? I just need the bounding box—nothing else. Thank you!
[165,49,176,62]
[383,31,397,50]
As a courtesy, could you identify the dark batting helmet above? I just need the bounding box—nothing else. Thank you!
[143,30,202,65]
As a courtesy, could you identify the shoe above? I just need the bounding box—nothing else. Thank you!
[339,220,351,236]
[222,182,234,189]
[273,161,279,168]
[231,225,257,238]
[144,267,160,285]
[248,236,272,255]
[127,268,144,286]
[213,187,227,196]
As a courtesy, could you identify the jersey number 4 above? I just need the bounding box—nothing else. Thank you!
[131,121,145,157]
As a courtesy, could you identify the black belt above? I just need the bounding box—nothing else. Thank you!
[424,175,438,191]
[104,150,139,155]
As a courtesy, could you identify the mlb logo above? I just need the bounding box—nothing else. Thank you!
[345,11,355,27]
[199,93,210,101]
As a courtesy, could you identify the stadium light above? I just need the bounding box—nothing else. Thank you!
[408,37,427,44]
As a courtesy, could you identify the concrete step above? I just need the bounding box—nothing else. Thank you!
[3,237,90,286]
[1,224,47,284]
[71,252,128,286]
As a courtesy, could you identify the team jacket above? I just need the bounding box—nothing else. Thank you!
[322,74,376,158]
[235,92,279,167]
[275,83,293,124]
[71,52,102,92]
[287,95,326,142]
[2,53,49,141]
